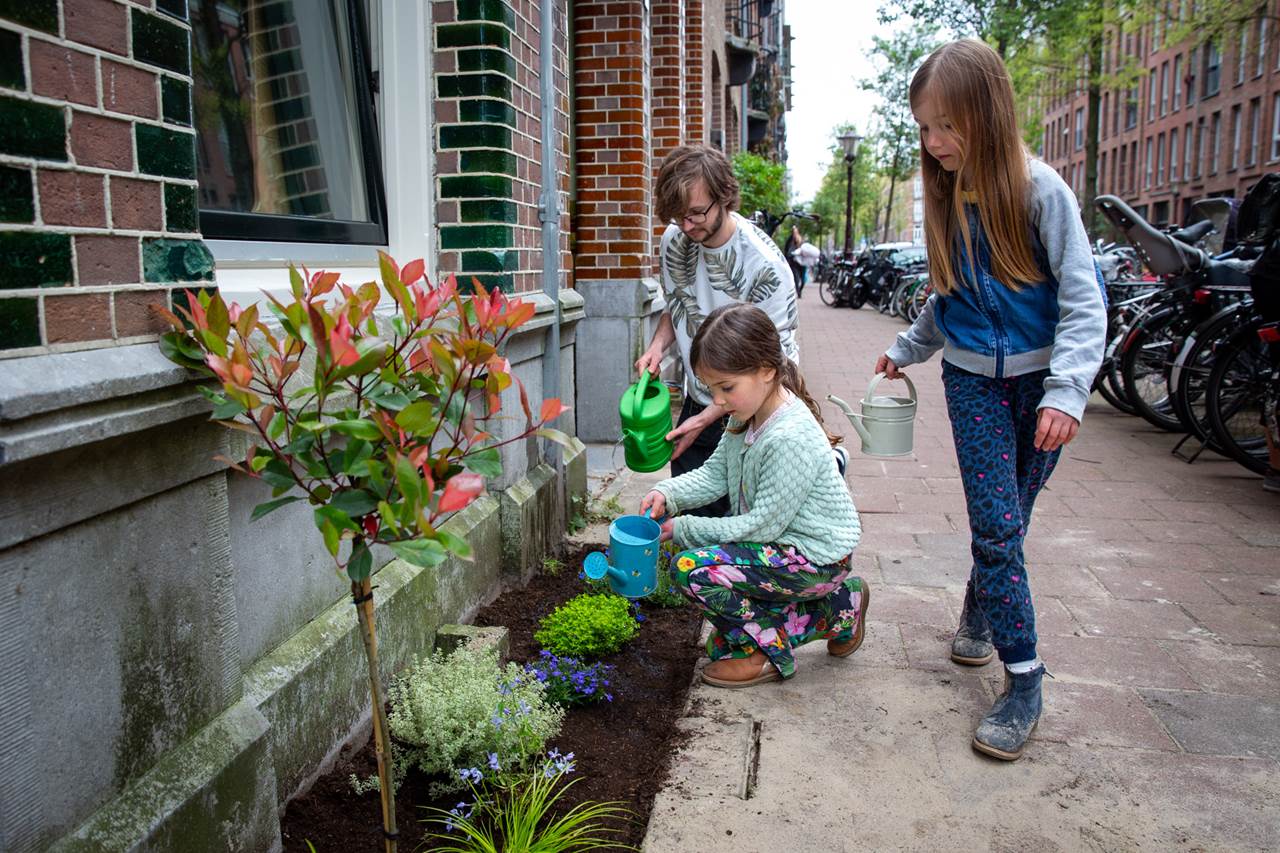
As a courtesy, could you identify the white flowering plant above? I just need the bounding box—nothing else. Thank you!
[387,643,565,795]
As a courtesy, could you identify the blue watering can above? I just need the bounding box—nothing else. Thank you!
[582,512,664,599]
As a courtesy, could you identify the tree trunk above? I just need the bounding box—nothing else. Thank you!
[353,577,398,853]
[1083,24,1104,235]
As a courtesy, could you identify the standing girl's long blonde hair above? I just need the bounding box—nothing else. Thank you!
[911,39,1042,296]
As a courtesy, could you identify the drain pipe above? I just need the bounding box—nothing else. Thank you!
[538,0,562,463]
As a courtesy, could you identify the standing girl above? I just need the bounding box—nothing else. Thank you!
[876,39,1106,760]
[641,303,867,688]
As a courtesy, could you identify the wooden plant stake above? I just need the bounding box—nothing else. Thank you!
[353,577,397,853]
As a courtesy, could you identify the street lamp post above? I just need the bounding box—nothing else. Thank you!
[1169,178,1181,226]
[839,132,863,259]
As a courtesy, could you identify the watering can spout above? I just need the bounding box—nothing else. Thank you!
[827,393,873,445]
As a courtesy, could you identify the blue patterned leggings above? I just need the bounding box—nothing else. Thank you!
[943,362,1062,664]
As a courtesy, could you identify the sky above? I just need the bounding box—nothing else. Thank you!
[784,3,894,204]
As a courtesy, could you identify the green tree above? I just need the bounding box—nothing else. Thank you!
[806,125,880,255]
[879,0,1039,58]
[731,151,789,220]
[862,23,940,243]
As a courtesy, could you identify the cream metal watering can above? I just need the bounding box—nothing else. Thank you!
[827,373,918,458]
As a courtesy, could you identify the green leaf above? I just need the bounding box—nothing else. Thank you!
[394,455,422,505]
[329,488,379,519]
[158,333,206,370]
[366,458,388,493]
[289,265,305,300]
[250,495,302,521]
[318,518,340,556]
[283,432,317,455]
[443,393,467,427]
[436,529,473,560]
[346,540,373,581]
[377,500,402,536]
[536,427,575,449]
[211,396,246,420]
[329,419,383,441]
[394,401,436,434]
[463,447,503,478]
[389,538,447,568]
[341,440,374,475]
[367,386,411,411]
[267,411,286,440]
[260,458,297,490]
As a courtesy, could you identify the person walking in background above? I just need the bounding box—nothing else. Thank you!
[874,39,1106,761]
[785,224,807,298]
[635,145,801,518]
[641,304,865,687]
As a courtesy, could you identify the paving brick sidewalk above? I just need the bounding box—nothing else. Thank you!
[637,296,1280,852]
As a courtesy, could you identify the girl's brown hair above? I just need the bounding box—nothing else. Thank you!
[654,145,742,224]
[910,39,1042,296]
[690,303,841,447]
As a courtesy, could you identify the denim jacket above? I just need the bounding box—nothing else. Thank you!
[885,160,1107,422]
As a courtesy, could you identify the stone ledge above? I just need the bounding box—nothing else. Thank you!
[434,624,511,660]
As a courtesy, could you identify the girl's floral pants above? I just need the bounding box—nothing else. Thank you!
[671,542,865,679]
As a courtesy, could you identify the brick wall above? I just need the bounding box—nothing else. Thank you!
[0,0,209,358]
[650,0,685,250]
[572,0,653,281]
[432,0,572,295]
[684,0,705,147]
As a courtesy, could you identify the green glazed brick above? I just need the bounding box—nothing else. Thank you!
[132,9,191,75]
[136,123,196,178]
[438,73,512,100]
[0,0,57,33]
[436,22,511,50]
[456,0,516,28]
[440,123,511,150]
[458,273,513,294]
[0,29,23,90]
[0,96,65,161]
[161,77,192,125]
[440,174,511,198]
[156,0,188,21]
[164,182,197,232]
[440,225,512,250]
[459,99,517,127]
[460,149,516,175]
[0,232,72,289]
[460,200,517,224]
[143,237,215,282]
[0,296,39,349]
[0,164,33,223]
[460,249,517,273]
[457,48,517,77]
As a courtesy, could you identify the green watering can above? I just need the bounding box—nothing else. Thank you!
[827,373,918,458]
[619,371,673,473]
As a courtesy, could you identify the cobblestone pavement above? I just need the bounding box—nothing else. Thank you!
[639,294,1280,852]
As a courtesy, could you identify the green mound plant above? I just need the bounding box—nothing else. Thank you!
[535,593,639,659]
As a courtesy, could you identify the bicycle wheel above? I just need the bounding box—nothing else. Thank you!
[1204,324,1272,475]
[1119,308,1186,432]
[819,277,838,306]
[1171,306,1252,448]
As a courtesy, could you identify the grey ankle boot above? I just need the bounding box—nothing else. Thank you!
[972,664,1045,761]
[951,581,994,665]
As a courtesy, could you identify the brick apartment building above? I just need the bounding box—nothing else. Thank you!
[0,1,790,849]
[1042,7,1279,227]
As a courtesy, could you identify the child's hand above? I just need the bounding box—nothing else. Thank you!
[875,353,903,379]
[640,490,667,520]
[1035,407,1079,452]
[659,517,675,542]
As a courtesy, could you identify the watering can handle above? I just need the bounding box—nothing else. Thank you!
[864,371,918,404]
[626,370,653,424]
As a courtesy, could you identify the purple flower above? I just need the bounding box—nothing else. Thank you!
[487,752,501,771]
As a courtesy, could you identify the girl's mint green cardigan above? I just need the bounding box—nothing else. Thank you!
[653,401,861,566]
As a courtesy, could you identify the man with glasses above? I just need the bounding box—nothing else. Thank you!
[635,145,801,517]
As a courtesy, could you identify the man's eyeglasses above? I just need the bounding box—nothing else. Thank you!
[677,202,716,225]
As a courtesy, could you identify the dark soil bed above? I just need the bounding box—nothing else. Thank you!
[279,544,703,851]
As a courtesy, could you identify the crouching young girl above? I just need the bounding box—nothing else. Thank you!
[640,303,868,688]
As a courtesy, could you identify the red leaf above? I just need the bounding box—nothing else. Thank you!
[517,378,532,424]
[539,398,568,423]
[439,473,485,513]
[401,258,424,285]
[313,271,340,296]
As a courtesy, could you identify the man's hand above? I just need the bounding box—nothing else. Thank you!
[1034,407,1079,452]
[875,353,903,379]
[635,348,663,378]
[668,404,723,459]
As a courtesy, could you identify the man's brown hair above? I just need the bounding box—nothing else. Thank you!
[654,145,741,223]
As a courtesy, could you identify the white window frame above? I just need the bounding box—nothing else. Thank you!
[1145,137,1154,187]
[1230,104,1242,169]
[1258,17,1268,78]
[1157,132,1165,185]
[1148,68,1158,120]
[1272,93,1280,161]
[1170,128,1179,181]
[1237,25,1248,85]
[1184,121,1193,178]
[1160,61,1169,115]
[1173,54,1182,111]
[1248,97,1260,166]
[1210,112,1222,173]
[210,0,435,308]
[1074,107,1084,150]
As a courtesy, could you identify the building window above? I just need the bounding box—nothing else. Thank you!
[1127,86,1139,129]
[1102,93,1109,139]
[1204,41,1221,97]
[1118,144,1127,192]
[1173,54,1182,111]
[1259,17,1269,78]
[191,0,387,244]
[1237,24,1249,85]
[1145,136,1153,188]
[1247,97,1260,166]
[1230,104,1242,169]
[1157,132,1165,185]
[1148,68,1157,120]
[1187,45,1198,104]
[1075,107,1084,150]
[1160,61,1169,115]
[1184,121,1193,178]
[1210,111,1222,173]
[1100,150,1108,192]
[1272,93,1280,160]
[1196,118,1206,178]
[1130,141,1138,193]
[1170,128,1179,181]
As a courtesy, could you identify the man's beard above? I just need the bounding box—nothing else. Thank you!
[691,207,728,245]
